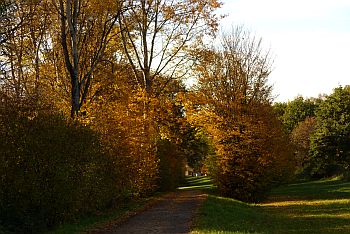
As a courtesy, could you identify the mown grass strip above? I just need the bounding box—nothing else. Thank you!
[191,178,350,234]
[178,176,216,193]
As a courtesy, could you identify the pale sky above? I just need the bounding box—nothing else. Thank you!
[218,0,350,102]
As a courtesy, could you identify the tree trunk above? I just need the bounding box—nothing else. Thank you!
[71,70,80,117]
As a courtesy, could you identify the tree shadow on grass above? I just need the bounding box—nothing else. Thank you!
[266,179,350,202]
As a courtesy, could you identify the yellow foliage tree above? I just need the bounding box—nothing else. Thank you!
[188,26,295,201]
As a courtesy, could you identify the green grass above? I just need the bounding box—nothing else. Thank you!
[178,176,216,192]
[191,178,350,234]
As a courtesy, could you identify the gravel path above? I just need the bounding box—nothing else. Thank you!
[88,190,206,234]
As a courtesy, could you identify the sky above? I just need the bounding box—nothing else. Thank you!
[217,0,350,102]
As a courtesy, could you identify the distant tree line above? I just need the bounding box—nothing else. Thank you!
[274,86,350,179]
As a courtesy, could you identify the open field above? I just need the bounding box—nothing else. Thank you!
[191,177,350,234]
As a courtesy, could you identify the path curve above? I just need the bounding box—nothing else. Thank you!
[88,190,206,234]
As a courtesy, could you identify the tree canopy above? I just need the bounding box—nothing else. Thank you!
[187,27,294,201]
[309,86,350,177]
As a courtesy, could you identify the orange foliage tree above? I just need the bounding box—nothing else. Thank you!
[187,27,295,201]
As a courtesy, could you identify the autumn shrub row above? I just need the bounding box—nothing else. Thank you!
[0,100,119,232]
[0,101,147,232]
[0,93,187,233]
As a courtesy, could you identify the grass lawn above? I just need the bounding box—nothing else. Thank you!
[190,177,350,234]
[178,176,217,192]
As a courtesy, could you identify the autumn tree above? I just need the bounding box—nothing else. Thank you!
[118,0,221,101]
[0,0,25,45]
[189,26,294,201]
[0,0,26,97]
[0,0,51,102]
[55,0,122,117]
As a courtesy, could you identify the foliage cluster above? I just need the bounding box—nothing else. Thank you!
[273,97,320,174]
[290,117,317,172]
[274,86,350,178]
[188,27,295,202]
[202,105,294,202]
[274,96,319,133]
[0,86,195,232]
[275,87,350,179]
[0,97,119,233]
[308,86,350,178]
[157,139,185,191]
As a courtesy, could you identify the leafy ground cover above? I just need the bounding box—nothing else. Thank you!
[191,177,350,234]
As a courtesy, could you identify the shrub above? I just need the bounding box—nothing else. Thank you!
[209,105,295,202]
[0,99,116,233]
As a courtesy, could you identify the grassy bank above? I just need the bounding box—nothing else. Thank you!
[178,176,216,192]
[191,177,350,234]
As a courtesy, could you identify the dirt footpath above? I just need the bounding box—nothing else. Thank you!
[89,190,206,234]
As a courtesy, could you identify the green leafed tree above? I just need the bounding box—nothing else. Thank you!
[280,96,319,133]
[309,86,350,177]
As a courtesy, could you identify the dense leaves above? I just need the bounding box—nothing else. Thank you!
[309,86,350,177]
[290,117,317,172]
[213,105,294,201]
[188,27,295,202]
[275,97,319,133]
[0,99,119,232]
